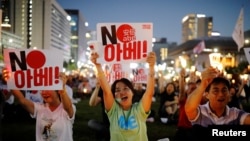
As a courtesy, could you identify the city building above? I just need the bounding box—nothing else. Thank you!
[0,1,23,51]
[1,0,72,62]
[182,14,213,43]
[152,37,177,65]
[65,9,89,66]
[168,29,250,72]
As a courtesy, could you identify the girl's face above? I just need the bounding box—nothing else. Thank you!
[40,90,59,103]
[229,87,236,96]
[166,84,175,94]
[114,82,133,109]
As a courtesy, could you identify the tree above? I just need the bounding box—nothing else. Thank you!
[225,61,249,74]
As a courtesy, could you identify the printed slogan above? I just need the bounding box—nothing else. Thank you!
[96,23,152,64]
[4,49,63,90]
[95,23,153,84]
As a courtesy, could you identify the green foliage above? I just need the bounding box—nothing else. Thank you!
[63,60,77,71]
[225,66,241,74]
[238,61,249,72]
[225,61,249,74]
[63,60,68,68]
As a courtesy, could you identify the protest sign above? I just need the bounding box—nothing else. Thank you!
[243,47,250,64]
[102,63,149,84]
[101,63,129,84]
[130,66,148,83]
[4,49,63,90]
[94,23,153,84]
[209,53,223,71]
[96,23,153,64]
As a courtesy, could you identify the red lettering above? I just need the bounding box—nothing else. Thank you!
[104,40,148,62]
[132,74,147,82]
[104,44,115,62]
[136,41,141,59]
[142,24,151,29]
[54,67,59,84]
[143,41,147,58]
[12,66,59,89]
[33,67,55,87]
[138,68,145,74]
[33,69,46,86]
[123,42,136,60]
[116,43,122,61]
[112,72,128,80]
[113,72,123,80]
[26,69,34,88]
[14,71,26,88]
[48,67,53,86]
[112,64,122,72]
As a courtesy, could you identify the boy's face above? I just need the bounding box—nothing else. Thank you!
[206,82,230,108]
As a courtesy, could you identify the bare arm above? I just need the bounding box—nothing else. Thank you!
[90,52,114,111]
[89,83,102,106]
[185,67,219,120]
[141,52,156,113]
[236,79,247,98]
[158,74,165,94]
[11,90,35,114]
[58,73,74,118]
[2,68,34,114]
[243,114,250,125]
[179,68,186,103]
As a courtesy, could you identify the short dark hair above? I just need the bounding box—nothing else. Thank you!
[205,77,230,92]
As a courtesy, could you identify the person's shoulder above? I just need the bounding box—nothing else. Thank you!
[66,84,72,89]
[198,102,210,112]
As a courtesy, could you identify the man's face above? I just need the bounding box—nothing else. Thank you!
[206,82,230,108]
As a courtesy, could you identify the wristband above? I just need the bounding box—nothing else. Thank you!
[98,73,105,77]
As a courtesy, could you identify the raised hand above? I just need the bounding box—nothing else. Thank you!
[90,52,100,66]
[201,66,220,86]
[146,52,156,67]
[2,68,10,82]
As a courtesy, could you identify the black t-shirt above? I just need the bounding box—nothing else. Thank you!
[98,88,110,127]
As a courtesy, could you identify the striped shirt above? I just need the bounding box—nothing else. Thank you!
[190,102,249,127]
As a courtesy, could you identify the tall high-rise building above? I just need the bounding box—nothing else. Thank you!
[2,0,71,61]
[65,9,89,64]
[182,14,213,43]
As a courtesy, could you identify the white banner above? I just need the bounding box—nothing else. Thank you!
[4,49,63,90]
[243,47,250,64]
[232,8,244,51]
[96,23,153,64]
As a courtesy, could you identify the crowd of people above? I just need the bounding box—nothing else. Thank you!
[1,51,250,141]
